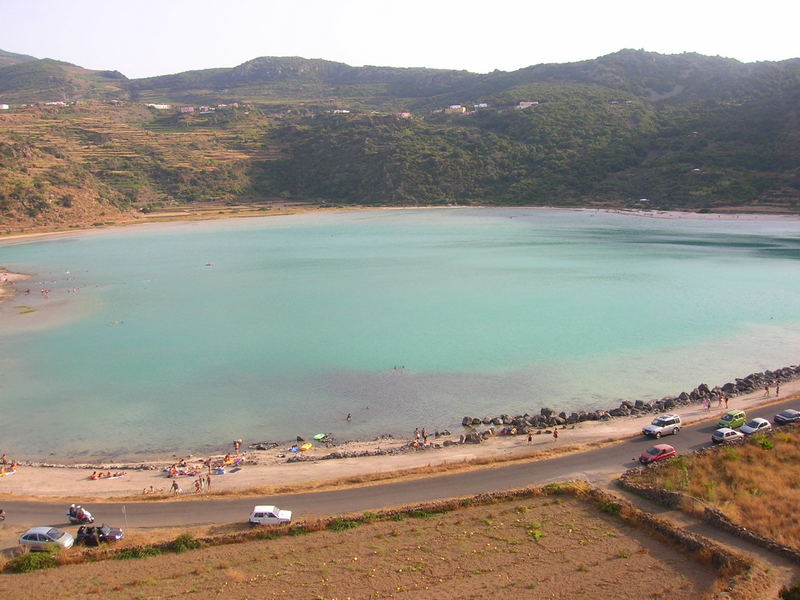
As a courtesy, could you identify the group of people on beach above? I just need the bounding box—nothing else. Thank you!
[703,393,731,410]
[0,454,18,475]
[88,470,126,480]
[764,382,781,397]
[412,427,430,447]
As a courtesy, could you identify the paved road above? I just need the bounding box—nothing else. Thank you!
[3,398,798,529]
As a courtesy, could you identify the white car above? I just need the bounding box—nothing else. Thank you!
[19,527,74,551]
[711,428,744,444]
[249,505,292,526]
[642,414,681,438]
[740,417,772,435]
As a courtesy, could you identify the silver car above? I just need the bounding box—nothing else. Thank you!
[19,526,74,551]
[740,418,772,435]
[642,414,682,438]
[711,427,744,444]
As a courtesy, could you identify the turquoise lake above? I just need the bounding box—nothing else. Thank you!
[2,208,800,460]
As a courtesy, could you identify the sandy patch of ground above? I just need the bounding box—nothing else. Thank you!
[0,496,724,600]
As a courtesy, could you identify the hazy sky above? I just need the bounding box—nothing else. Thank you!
[2,0,798,78]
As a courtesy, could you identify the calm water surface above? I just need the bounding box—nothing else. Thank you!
[2,209,800,460]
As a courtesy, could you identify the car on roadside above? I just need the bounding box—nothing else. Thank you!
[642,414,682,438]
[18,527,74,552]
[639,444,677,465]
[740,417,772,436]
[711,428,745,444]
[249,505,292,526]
[718,409,747,430]
[76,524,125,546]
[774,409,800,426]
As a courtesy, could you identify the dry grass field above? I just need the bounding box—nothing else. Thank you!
[625,427,800,549]
[0,491,740,600]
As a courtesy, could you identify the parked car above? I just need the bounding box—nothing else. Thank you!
[774,409,800,425]
[740,417,772,435]
[639,444,677,465]
[18,527,74,551]
[711,428,745,444]
[249,505,292,526]
[642,414,682,438]
[718,410,747,429]
[76,524,124,546]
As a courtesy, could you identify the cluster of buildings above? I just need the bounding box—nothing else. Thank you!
[439,100,540,115]
[146,103,240,113]
[0,100,72,109]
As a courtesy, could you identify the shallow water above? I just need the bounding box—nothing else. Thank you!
[2,209,800,460]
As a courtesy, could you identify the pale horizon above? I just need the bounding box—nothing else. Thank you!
[1,0,798,79]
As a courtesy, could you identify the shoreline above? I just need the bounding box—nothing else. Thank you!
[2,207,800,498]
[1,374,798,500]
[3,204,799,245]
[0,268,31,305]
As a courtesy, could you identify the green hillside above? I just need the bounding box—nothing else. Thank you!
[0,49,38,68]
[0,59,127,103]
[0,48,798,229]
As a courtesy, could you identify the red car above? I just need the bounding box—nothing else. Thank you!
[639,444,676,465]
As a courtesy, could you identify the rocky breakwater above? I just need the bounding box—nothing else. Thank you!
[459,364,800,442]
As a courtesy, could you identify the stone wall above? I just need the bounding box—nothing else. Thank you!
[617,441,800,565]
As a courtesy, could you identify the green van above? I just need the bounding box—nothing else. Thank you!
[718,409,746,429]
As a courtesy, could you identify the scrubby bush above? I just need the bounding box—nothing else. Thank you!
[327,518,359,531]
[116,546,163,560]
[5,551,57,573]
[168,533,202,553]
[601,501,623,515]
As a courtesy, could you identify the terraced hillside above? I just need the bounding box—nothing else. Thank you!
[1,49,799,229]
[0,102,281,230]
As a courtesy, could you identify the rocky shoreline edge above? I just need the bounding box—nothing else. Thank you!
[15,364,799,472]
[458,364,800,441]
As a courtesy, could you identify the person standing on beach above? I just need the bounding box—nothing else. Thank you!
[724,395,729,409]
[527,432,532,444]
[764,384,770,397]
[553,429,559,442]
[206,474,211,489]
[170,480,180,495]
[776,382,780,397]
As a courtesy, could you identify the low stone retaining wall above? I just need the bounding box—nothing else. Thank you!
[618,440,800,565]
[34,480,756,600]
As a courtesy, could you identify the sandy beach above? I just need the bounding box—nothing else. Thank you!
[0,377,797,500]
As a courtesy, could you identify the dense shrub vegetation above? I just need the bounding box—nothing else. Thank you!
[1,49,799,226]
